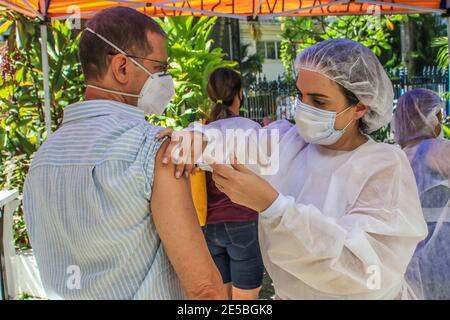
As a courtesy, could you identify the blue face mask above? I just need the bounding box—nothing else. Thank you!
[294,99,354,145]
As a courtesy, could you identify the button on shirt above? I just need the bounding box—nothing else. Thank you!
[23,100,185,299]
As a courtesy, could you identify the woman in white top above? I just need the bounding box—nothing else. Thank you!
[159,39,428,299]
[393,89,450,299]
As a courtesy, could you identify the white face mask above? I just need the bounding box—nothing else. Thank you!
[85,27,175,116]
[294,98,354,145]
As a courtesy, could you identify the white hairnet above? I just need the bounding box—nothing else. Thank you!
[295,39,394,133]
[393,89,444,147]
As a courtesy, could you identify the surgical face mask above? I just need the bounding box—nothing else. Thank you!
[85,27,175,116]
[294,99,354,145]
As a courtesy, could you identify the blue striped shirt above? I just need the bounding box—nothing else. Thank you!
[23,100,185,300]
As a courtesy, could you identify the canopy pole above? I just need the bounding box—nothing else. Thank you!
[40,23,52,137]
[228,18,233,60]
[447,0,450,117]
[447,16,450,116]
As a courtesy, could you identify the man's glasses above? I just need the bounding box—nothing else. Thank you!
[107,52,171,73]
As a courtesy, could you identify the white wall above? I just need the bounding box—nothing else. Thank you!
[239,21,286,81]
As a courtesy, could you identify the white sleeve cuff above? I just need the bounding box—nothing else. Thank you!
[260,193,290,220]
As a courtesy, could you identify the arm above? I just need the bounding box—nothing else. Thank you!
[151,140,225,300]
[199,118,294,176]
[156,118,295,178]
[210,149,428,297]
[258,151,428,297]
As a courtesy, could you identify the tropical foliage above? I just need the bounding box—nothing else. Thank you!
[1,10,83,248]
[432,36,449,69]
[152,16,236,129]
[278,15,405,81]
[239,42,263,85]
[399,14,447,74]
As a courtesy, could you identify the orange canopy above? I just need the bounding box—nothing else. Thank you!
[0,0,446,20]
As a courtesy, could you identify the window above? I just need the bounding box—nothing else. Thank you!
[256,41,266,59]
[255,41,282,60]
[266,41,276,59]
[276,41,282,59]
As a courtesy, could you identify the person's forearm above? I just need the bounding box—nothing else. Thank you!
[185,266,225,300]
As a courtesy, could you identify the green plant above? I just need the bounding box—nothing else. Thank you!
[432,36,449,70]
[430,30,450,124]
[369,125,395,144]
[1,9,83,249]
[403,14,447,74]
[278,17,318,81]
[278,15,405,82]
[18,292,33,300]
[323,15,403,58]
[239,42,263,84]
[152,16,237,129]
[443,116,450,139]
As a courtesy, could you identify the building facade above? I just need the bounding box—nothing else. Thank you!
[239,19,285,81]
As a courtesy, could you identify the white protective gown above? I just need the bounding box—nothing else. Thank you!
[403,138,450,300]
[193,117,428,300]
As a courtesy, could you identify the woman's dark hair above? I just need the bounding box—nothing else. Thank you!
[340,85,360,106]
[206,68,243,123]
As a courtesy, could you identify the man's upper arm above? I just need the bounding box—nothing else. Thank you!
[150,140,224,299]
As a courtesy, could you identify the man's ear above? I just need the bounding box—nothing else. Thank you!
[110,54,130,85]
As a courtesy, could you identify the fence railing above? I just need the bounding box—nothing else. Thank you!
[389,67,450,104]
[243,75,297,122]
[243,67,450,123]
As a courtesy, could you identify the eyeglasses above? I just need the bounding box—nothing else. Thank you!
[107,52,171,73]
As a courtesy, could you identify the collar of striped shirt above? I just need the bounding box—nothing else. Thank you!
[62,99,145,124]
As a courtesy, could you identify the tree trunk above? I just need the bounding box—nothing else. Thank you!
[401,20,415,74]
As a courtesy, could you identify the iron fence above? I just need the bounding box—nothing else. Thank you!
[243,67,450,123]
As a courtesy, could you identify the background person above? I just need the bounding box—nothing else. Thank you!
[393,88,450,300]
[202,67,264,300]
